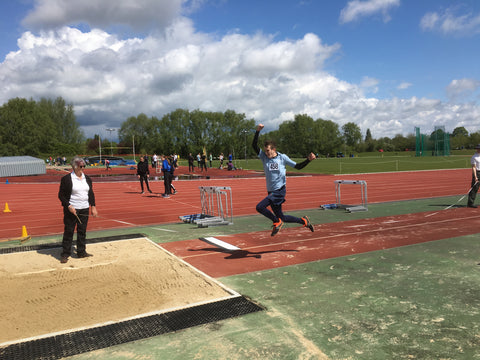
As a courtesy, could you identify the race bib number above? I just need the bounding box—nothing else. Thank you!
[268,162,279,171]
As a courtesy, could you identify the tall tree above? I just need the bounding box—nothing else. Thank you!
[452,126,468,137]
[0,97,79,156]
[365,128,372,142]
[118,113,151,153]
[451,126,469,149]
[342,122,362,149]
[39,97,84,145]
[315,118,342,156]
[0,98,38,155]
[364,128,375,151]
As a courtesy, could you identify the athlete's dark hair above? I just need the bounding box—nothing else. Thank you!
[264,140,276,149]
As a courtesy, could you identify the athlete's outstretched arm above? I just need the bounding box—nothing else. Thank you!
[252,124,264,155]
[294,152,316,170]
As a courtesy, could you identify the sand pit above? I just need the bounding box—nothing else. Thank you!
[0,237,234,345]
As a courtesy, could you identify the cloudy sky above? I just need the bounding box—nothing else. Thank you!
[1,0,480,140]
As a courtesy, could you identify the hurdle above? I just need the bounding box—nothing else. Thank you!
[179,186,233,227]
[334,180,368,212]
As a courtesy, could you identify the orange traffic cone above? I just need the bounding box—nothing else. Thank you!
[21,226,28,238]
[3,203,12,213]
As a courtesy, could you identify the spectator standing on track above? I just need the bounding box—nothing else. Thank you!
[188,153,195,172]
[467,144,480,208]
[137,156,152,194]
[252,123,316,236]
[196,153,201,168]
[200,153,208,172]
[58,156,98,264]
[219,153,224,169]
[169,155,177,194]
[173,153,178,168]
[152,153,158,169]
[227,153,234,170]
[161,154,173,198]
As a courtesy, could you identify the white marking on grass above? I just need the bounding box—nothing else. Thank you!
[199,237,240,251]
[152,227,177,232]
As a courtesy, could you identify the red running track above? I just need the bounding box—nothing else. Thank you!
[163,206,480,278]
[0,168,472,241]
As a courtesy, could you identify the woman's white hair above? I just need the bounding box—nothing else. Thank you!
[71,156,85,169]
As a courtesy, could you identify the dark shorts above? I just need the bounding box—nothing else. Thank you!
[267,186,286,206]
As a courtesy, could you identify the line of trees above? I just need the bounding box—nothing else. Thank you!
[116,109,256,159]
[108,112,480,158]
[2,96,480,158]
[0,97,84,157]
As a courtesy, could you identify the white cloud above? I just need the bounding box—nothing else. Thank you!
[2,3,480,140]
[339,0,400,24]
[420,7,480,35]
[22,0,185,31]
[446,78,480,101]
[397,82,412,90]
[359,76,379,93]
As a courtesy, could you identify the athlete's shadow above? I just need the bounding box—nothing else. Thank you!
[188,247,298,259]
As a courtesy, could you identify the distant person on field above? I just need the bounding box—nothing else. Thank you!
[219,153,224,169]
[200,153,208,172]
[467,144,480,208]
[173,153,178,168]
[252,123,316,236]
[161,154,173,198]
[188,153,195,172]
[169,155,177,194]
[137,155,152,194]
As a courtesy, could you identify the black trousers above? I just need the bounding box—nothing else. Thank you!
[62,207,89,257]
[468,170,480,205]
[139,174,150,191]
[163,172,172,194]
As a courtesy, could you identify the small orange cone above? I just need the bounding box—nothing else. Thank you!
[21,226,28,238]
[3,203,12,213]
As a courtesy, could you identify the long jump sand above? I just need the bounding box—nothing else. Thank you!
[0,237,233,345]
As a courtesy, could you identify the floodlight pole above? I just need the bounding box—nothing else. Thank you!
[106,128,116,156]
[133,135,136,162]
[242,129,248,165]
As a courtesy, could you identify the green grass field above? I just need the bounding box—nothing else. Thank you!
[177,153,471,175]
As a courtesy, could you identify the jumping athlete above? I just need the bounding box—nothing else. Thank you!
[253,123,316,236]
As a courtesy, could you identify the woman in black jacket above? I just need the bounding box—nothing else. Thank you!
[58,156,98,263]
[136,155,153,194]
